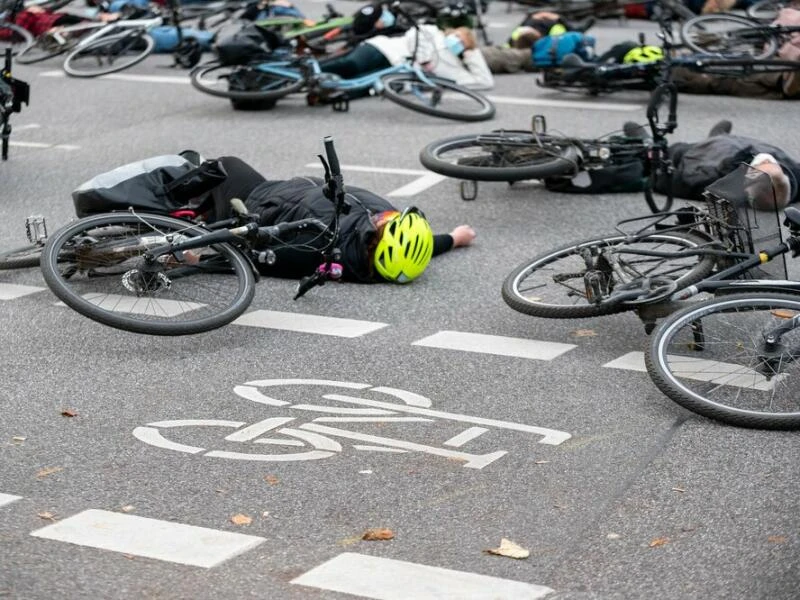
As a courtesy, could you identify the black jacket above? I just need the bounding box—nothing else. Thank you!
[660,135,800,202]
[244,176,394,282]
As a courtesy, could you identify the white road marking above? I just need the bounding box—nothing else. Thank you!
[413,330,576,361]
[488,95,644,111]
[387,172,448,197]
[0,493,22,508]
[29,509,265,568]
[232,310,388,337]
[603,351,647,372]
[603,351,779,390]
[40,70,190,84]
[9,141,80,151]
[0,283,45,300]
[444,426,489,447]
[291,552,554,599]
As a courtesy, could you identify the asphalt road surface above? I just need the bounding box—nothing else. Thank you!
[1,2,799,599]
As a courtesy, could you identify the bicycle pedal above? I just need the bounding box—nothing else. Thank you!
[25,215,47,244]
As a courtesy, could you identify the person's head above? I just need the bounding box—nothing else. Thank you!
[352,3,395,36]
[443,26,477,56]
[509,26,542,49]
[747,153,792,210]
[372,207,434,283]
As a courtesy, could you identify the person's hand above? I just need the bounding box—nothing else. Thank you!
[450,225,476,248]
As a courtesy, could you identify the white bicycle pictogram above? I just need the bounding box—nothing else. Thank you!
[132,379,572,469]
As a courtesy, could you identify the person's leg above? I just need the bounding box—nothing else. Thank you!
[319,44,391,79]
[207,156,267,220]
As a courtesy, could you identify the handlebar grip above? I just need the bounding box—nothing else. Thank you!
[323,136,341,178]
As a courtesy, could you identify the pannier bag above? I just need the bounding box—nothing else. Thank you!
[72,155,228,221]
[148,26,216,53]
[214,24,284,66]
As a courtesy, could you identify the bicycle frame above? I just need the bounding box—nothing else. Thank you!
[71,15,165,50]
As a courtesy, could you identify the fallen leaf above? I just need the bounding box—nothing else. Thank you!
[122,554,135,560]
[35,467,63,478]
[571,329,597,337]
[672,487,686,493]
[768,535,788,544]
[485,538,530,559]
[60,409,78,417]
[230,514,252,526]
[120,505,135,513]
[649,537,670,547]
[37,511,57,521]
[264,475,279,485]
[362,528,394,541]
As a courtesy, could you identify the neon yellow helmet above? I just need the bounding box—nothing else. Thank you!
[548,23,567,36]
[373,207,434,283]
[622,45,664,64]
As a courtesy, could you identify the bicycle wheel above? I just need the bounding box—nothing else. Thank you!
[15,29,83,64]
[380,73,495,122]
[63,30,155,77]
[746,0,785,21]
[646,293,800,429]
[501,231,717,319]
[190,62,304,101]
[681,14,778,59]
[0,244,42,269]
[419,132,580,182]
[0,22,33,56]
[40,213,256,336]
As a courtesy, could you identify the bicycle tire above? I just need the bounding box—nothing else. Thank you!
[380,73,495,122]
[501,231,717,319]
[63,30,155,77]
[746,0,785,21]
[646,293,800,429]
[419,132,580,182]
[681,14,778,59]
[190,62,304,101]
[15,33,75,64]
[0,244,42,269]
[0,22,34,57]
[40,213,255,336]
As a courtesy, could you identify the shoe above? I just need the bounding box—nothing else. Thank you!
[561,53,589,69]
[707,119,732,137]
[782,71,800,99]
[623,121,648,139]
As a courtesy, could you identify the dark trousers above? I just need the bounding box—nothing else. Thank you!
[319,44,391,80]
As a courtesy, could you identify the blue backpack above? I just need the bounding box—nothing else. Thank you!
[532,32,596,67]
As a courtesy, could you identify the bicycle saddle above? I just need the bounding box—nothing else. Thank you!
[783,205,800,231]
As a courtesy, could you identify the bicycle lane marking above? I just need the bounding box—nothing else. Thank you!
[292,553,554,600]
[0,284,45,300]
[132,380,571,469]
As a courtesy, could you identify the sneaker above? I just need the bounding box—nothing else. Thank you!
[707,119,732,137]
[782,71,800,99]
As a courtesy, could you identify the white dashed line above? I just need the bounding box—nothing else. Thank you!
[0,493,22,508]
[413,330,576,361]
[291,552,554,599]
[0,283,46,300]
[30,509,265,568]
[232,310,389,337]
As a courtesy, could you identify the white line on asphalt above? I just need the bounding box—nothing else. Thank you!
[40,70,190,84]
[604,351,780,390]
[232,310,389,337]
[10,141,80,151]
[291,552,554,599]
[38,71,640,112]
[413,330,576,361]
[603,351,647,372]
[0,283,45,300]
[487,95,644,111]
[0,493,22,508]
[14,123,41,131]
[387,173,448,197]
[30,509,265,568]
